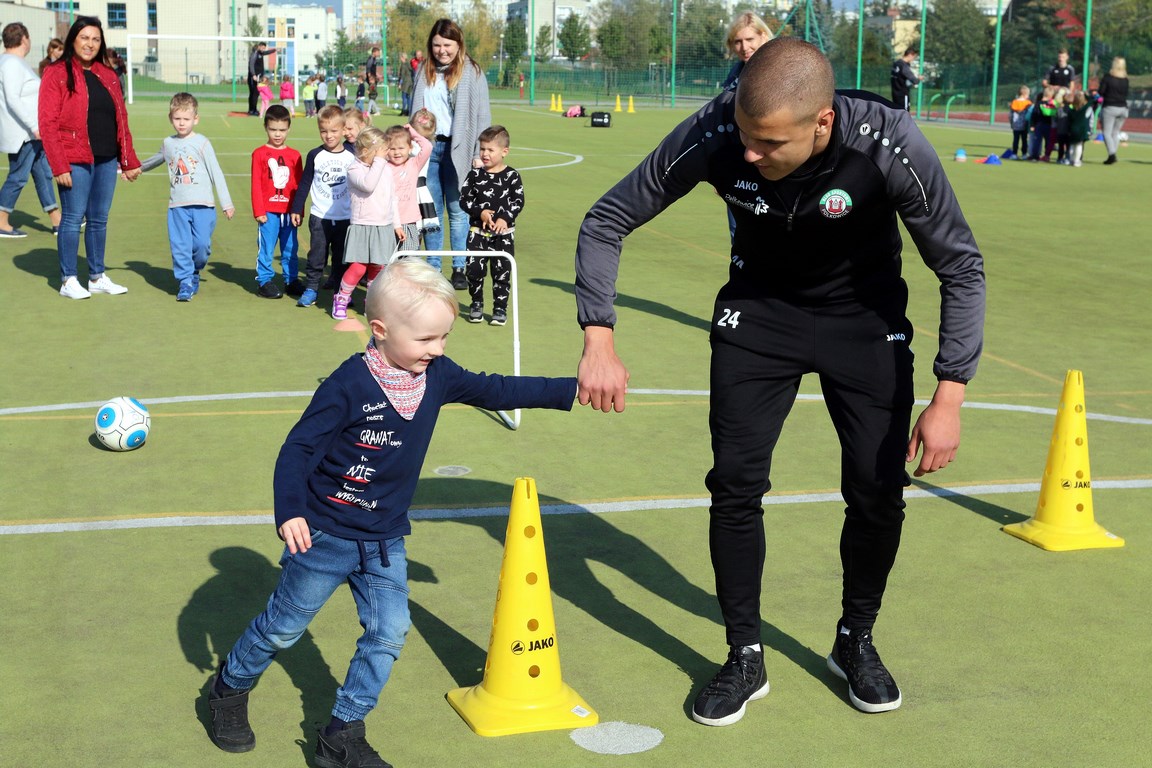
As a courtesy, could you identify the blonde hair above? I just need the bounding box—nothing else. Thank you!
[409,108,437,139]
[354,126,387,162]
[169,92,198,117]
[366,258,455,324]
[726,13,773,58]
[317,104,345,126]
[1109,57,1127,78]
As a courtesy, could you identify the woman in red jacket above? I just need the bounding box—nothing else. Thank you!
[39,16,141,300]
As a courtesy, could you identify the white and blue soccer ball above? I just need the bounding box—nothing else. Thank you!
[94,396,150,451]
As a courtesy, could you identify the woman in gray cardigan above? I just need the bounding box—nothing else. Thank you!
[412,18,492,288]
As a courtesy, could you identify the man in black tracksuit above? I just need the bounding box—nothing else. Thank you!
[575,39,985,725]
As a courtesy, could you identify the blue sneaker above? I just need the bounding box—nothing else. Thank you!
[191,272,201,294]
[177,279,194,302]
[297,288,318,307]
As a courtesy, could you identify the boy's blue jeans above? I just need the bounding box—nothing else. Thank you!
[422,140,467,270]
[256,212,299,286]
[222,531,410,723]
[168,205,216,284]
[0,140,58,215]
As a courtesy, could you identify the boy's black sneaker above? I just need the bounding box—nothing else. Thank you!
[315,720,392,768]
[257,281,282,299]
[207,665,255,752]
[691,645,769,726]
[450,268,468,290]
[284,279,305,298]
[827,625,902,713]
[467,303,484,323]
[489,309,507,326]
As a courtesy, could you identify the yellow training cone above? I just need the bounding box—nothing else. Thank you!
[614,94,622,112]
[1003,370,1124,551]
[627,95,636,113]
[446,477,598,736]
[557,95,564,112]
[549,93,557,111]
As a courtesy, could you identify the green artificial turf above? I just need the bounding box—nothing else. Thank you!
[1,99,1148,767]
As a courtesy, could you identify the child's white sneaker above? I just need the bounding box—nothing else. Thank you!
[88,275,128,295]
[60,277,91,300]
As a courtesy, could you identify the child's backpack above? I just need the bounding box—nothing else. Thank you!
[1010,104,1032,131]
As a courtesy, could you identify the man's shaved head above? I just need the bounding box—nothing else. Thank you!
[736,37,835,123]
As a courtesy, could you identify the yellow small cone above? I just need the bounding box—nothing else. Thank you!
[627,95,636,113]
[549,93,557,111]
[1003,370,1124,551]
[446,477,598,736]
[614,94,622,112]
[557,95,564,112]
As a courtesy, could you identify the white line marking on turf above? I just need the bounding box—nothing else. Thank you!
[3,480,1149,535]
[3,390,1150,425]
[514,146,583,171]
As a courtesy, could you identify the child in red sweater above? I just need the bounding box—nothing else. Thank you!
[250,105,303,299]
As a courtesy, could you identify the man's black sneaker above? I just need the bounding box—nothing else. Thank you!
[257,281,282,299]
[207,666,255,752]
[691,645,769,726]
[315,720,392,768]
[450,268,468,290]
[284,279,305,298]
[489,309,507,326]
[827,625,902,713]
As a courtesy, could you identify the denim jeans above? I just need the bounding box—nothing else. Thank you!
[222,532,410,722]
[168,205,216,283]
[256,212,299,285]
[57,158,119,282]
[0,140,58,215]
[422,140,467,270]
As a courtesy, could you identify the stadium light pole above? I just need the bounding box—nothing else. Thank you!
[855,0,864,90]
[1081,0,1093,91]
[989,0,1003,125]
[670,0,678,108]
[231,0,237,103]
[529,1,536,105]
[380,1,388,107]
[916,0,927,119]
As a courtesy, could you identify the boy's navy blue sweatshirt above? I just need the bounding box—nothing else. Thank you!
[274,352,576,540]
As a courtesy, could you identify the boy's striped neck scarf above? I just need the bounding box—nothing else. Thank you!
[363,341,425,420]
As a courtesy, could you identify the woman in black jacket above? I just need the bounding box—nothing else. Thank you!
[1097,57,1129,165]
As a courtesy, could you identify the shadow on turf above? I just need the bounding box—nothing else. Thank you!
[11,248,59,289]
[179,546,341,758]
[531,277,711,332]
[411,477,840,715]
[910,479,1028,526]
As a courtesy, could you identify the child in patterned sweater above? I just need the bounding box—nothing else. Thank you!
[460,125,524,327]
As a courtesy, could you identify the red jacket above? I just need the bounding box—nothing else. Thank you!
[38,58,140,177]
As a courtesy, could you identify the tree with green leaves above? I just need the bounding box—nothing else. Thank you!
[677,0,728,67]
[245,15,263,40]
[997,0,1065,88]
[504,16,528,72]
[925,0,992,88]
[536,25,553,61]
[558,13,592,63]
